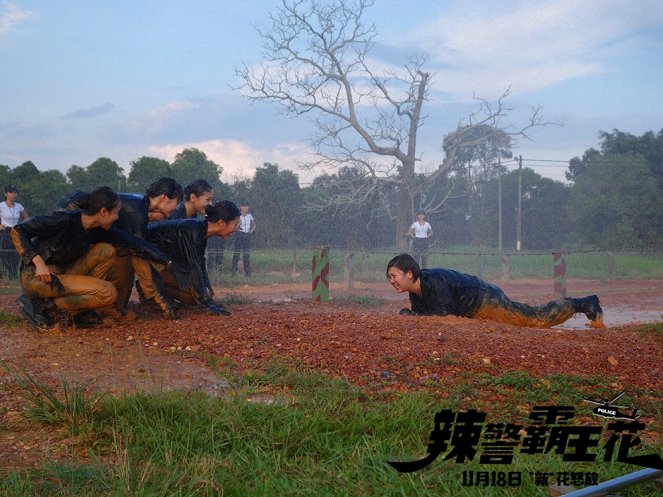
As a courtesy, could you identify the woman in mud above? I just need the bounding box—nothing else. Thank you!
[145,200,240,316]
[386,253,605,329]
[54,177,185,319]
[170,178,214,219]
[12,186,171,329]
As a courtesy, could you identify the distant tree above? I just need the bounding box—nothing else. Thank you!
[566,154,659,249]
[248,163,301,248]
[599,128,663,183]
[66,165,87,189]
[171,148,225,193]
[86,157,126,191]
[302,166,394,248]
[478,168,569,250]
[19,169,69,215]
[11,161,40,181]
[237,0,547,248]
[442,125,511,245]
[566,147,600,182]
[127,156,172,193]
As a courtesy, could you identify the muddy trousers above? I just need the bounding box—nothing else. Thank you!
[106,252,165,312]
[20,243,118,315]
[472,290,591,328]
[159,265,198,305]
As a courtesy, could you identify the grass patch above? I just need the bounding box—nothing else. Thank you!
[0,310,23,327]
[1,363,661,496]
[1,361,106,436]
[640,316,663,339]
[216,291,253,305]
[333,294,387,307]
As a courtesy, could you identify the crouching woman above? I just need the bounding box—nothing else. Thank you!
[146,200,240,316]
[12,186,169,329]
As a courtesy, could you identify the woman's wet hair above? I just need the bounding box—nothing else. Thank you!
[386,253,421,282]
[184,179,213,201]
[77,186,119,215]
[146,177,184,202]
[205,200,240,223]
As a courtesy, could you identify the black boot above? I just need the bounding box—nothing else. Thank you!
[17,295,57,331]
[574,295,605,328]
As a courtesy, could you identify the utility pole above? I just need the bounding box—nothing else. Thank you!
[516,155,522,252]
[497,159,503,251]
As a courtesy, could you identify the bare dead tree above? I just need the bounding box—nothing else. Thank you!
[236,0,555,247]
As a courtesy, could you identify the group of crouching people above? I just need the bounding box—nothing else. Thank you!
[13,177,239,330]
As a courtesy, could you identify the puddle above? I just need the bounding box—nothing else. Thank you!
[554,306,662,330]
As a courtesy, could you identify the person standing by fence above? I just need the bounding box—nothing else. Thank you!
[407,209,433,269]
[0,185,29,276]
[231,201,256,276]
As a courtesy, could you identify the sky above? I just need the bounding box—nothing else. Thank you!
[2,0,662,184]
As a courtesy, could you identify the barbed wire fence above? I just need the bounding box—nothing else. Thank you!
[2,246,662,300]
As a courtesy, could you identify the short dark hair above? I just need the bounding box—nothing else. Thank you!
[240,200,249,207]
[4,184,18,193]
[184,179,213,201]
[386,253,421,282]
[146,177,184,202]
[205,200,240,223]
[77,186,120,215]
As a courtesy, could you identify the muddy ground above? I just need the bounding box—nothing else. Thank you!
[1,278,662,470]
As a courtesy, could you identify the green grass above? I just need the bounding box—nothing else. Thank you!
[203,248,663,284]
[1,361,661,496]
[0,310,23,327]
[640,316,663,339]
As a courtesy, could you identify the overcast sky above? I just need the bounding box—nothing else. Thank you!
[2,0,662,184]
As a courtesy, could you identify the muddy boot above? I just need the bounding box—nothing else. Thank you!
[97,306,137,326]
[72,310,105,329]
[576,295,605,329]
[17,295,57,331]
[152,292,179,320]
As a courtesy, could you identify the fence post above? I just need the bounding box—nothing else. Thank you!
[553,251,567,298]
[343,252,354,290]
[500,254,510,281]
[312,247,329,302]
[291,249,298,280]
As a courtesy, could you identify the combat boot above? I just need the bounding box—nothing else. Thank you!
[17,295,58,331]
[151,292,179,320]
[575,295,605,329]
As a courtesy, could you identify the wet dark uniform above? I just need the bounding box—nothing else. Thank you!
[409,268,603,328]
[11,210,166,317]
[55,191,176,316]
[146,218,229,315]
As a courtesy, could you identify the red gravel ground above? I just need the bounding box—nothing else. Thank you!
[1,278,662,469]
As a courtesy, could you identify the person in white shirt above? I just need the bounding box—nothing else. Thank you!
[231,201,256,276]
[0,185,29,275]
[406,209,433,268]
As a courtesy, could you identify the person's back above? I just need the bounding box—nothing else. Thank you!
[410,268,487,317]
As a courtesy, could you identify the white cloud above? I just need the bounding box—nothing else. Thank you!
[148,139,318,184]
[395,0,663,100]
[0,1,32,34]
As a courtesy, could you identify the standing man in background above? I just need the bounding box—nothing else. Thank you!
[231,201,256,277]
[0,185,29,275]
[407,209,433,269]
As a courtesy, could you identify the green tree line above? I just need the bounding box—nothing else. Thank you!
[2,129,662,251]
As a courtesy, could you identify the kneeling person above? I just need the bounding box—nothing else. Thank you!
[146,200,240,315]
[12,187,168,329]
[386,253,604,329]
